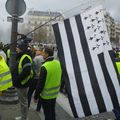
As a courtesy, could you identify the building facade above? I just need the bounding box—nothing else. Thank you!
[115,21,120,47]
[104,12,120,48]
[24,9,120,48]
[24,10,63,44]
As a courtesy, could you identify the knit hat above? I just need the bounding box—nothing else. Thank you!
[17,37,32,52]
[17,40,28,52]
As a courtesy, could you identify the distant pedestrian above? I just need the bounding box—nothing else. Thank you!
[13,39,34,120]
[34,47,62,120]
[28,49,44,111]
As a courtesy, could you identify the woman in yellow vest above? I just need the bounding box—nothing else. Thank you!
[34,47,62,120]
[0,55,13,94]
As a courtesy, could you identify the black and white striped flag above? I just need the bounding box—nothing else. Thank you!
[53,5,120,118]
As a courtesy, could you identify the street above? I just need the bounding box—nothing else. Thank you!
[0,93,117,120]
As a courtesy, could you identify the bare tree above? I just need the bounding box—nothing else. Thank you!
[18,23,31,35]
[33,27,47,43]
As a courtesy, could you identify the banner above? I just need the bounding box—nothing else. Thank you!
[53,5,120,118]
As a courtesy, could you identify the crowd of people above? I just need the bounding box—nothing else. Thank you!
[0,39,63,120]
[1,38,120,120]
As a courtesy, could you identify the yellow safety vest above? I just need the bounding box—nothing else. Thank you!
[40,59,62,99]
[7,49,10,59]
[0,55,13,91]
[18,54,33,85]
[116,61,120,75]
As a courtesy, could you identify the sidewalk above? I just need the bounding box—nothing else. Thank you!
[0,103,40,120]
[32,93,116,120]
[0,93,117,120]
[0,93,73,120]
[56,93,116,120]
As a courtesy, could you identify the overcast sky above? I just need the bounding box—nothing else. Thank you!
[0,0,119,43]
[26,0,120,20]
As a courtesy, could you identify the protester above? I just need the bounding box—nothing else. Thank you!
[0,42,12,95]
[112,56,120,120]
[0,55,13,94]
[28,49,44,111]
[0,42,7,61]
[13,39,33,120]
[34,47,62,120]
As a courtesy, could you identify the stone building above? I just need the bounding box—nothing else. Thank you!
[104,12,120,48]
[115,21,120,47]
[24,10,63,44]
[23,9,120,48]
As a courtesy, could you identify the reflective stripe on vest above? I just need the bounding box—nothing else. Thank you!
[40,59,62,99]
[0,71,10,78]
[18,54,33,85]
[0,78,12,85]
[41,85,60,97]
[0,55,12,91]
[0,71,12,86]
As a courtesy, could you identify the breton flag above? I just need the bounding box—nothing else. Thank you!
[53,5,120,118]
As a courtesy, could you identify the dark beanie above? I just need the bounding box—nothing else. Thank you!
[17,41,28,52]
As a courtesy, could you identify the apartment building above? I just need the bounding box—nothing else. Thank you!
[104,12,120,48]
[24,10,63,44]
[24,9,120,48]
